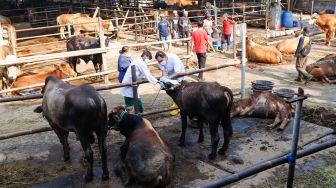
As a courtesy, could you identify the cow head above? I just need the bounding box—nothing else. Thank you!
[4,55,21,84]
[308,13,319,25]
[55,64,77,78]
[108,106,128,130]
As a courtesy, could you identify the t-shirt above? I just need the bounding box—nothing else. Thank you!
[179,17,191,32]
[170,16,179,31]
[158,20,170,37]
[222,19,235,35]
[157,53,185,83]
[192,29,208,53]
[117,55,132,83]
[203,19,213,34]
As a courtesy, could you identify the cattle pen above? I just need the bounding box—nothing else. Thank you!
[1,0,336,187]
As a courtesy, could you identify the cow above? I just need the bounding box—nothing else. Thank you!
[165,81,233,160]
[247,36,283,64]
[11,64,77,95]
[231,92,292,131]
[72,17,113,36]
[309,13,336,46]
[275,36,301,55]
[0,15,11,24]
[165,0,194,7]
[33,76,109,181]
[305,54,336,83]
[0,45,21,92]
[56,13,89,39]
[66,35,109,75]
[1,23,17,49]
[108,106,174,187]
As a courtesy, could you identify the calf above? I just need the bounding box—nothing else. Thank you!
[66,35,109,74]
[247,36,283,64]
[167,81,233,160]
[231,92,292,131]
[306,54,336,83]
[108,106,174,187]
[56,13,89,39]
[72,17,113,36]
[34,76,109,181]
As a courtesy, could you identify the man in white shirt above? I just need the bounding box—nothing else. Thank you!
[121,50,158,113]
[155,51,185,116]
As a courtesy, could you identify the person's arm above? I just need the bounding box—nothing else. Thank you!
[170,58,185,79]
[158,63,167,76]
[295,36,304,57]
[229,19,236,24]
[139,61,158,84]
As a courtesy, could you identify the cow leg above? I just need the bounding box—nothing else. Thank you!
[218,113,232,156]
[197,119,204,143]
[96,131,109,180]
[179,112,188,147]
[52,125,70,161]
[79,136,94,181]
[266,113,281,129]
[277,117,290,131]
[60,26,65,39]
[208,123,220,160]
[120,139,129,161]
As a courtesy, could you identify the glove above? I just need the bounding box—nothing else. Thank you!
[159,81,166,90]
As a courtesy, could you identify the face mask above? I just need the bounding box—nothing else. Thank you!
[160,60,167,66]
[144,58,150,64]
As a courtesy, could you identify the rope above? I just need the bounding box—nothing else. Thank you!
[114,111,126,130]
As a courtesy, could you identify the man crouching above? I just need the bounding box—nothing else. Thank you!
[108,106,174,188]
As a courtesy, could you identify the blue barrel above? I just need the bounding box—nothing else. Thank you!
[281,11,293,28]
[293,20,299,27]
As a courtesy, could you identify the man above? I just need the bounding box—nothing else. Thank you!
[155,51,185,116]
[170,10,180,40]
[158,14,171,51]
[203,13,213,37]
[294,27,313,82]
[179,11,191,40]
[222,14,236,52]
[192,20,212,81]
[121,50,159,113]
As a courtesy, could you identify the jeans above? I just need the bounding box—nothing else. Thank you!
[196,53,206,80]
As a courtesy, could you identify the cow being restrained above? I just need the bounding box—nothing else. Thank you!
[306,54,336,83]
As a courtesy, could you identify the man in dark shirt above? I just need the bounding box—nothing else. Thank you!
[179,11,191,39]
[158,14,171,51]
[294,27,313,82]
[170,10,180,39]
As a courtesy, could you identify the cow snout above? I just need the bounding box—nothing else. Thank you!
[7,66,20,83]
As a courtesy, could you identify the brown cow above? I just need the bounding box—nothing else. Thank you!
[231,92,292,131]
[108,106,174,187]
[56,13,89,39]
[0,45,21,93]
[310,13,336,46]
[165,0,194,7]
[305,54,336,83]
[247,36,283,64]
[11,64,77,95]
[72,17,113,36]
[276,36,300,55]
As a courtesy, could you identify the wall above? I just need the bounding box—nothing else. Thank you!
[295,0,336,13]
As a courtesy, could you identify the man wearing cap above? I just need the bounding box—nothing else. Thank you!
[222,14,235,52]
[155,51,185,116]
[121,50,159,113]
[170,10,180,40]
[294,27,313,82]
[179,11,191,40]
[158,13,171,51]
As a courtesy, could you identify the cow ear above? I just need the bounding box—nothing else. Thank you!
[113,114,119,122]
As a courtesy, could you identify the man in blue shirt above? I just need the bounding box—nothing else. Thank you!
[158,14,171,51]
[294,27,313,82]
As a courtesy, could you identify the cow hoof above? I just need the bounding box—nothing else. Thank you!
[84,174,93,182]
[102,173,109,181]
[208,154,216,160]
[277,127,284,132]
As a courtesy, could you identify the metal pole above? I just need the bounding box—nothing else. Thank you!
[233,24,237,59]
[131,65,139,114]
[67,23,72,38]
[311,0,314,16]
[98,17,109,83]
[300,12,303,29]
[243,5,246,23]
[287,89,304,187]
[240,23,246,99]
[213,0,218,25]
[116,17,119,41]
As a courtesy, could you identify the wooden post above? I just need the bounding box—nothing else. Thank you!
[265,0,269,40]
[243,5,246,23]
[213,0,218,25]
[131,65,139,114]
[9,29,16,56]
[311,0,314,16]
[134,11,138,50]
[0,24,3,46]
[233,24,236,60]
[45,11,49,26]
[93,7,100,18]
[232,0,235,19]
[116,17,119,41]
[98,18,109,83]
[288,0,291,11]
[67,23,72,38]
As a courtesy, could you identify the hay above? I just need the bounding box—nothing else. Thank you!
[302,106,336,130]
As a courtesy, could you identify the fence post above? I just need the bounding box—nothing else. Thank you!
[265,0,269,42]
[240,23,246,99]
[213,0,218,25]
[311,0,314,16]
[0,24,3,46]
[233,24,237,60]
[98,18,109,84]
[287,89,305,187]
[9,29,16,56]
[131,65,139,114]
[67,23,72,38]
[243,5,246,23]
[116,17,119,41]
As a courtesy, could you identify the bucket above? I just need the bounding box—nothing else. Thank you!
[274,88,295,99]
[281,11,293,28]
[251,80,274,96]
[293,20,299,27]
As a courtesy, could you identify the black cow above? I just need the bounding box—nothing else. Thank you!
[34,76,109,181]
[66,35,109,75]
[166,81,234,160]
[108,106,174,187]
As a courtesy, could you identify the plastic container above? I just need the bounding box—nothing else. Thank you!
[281,11,293,28]
[274,88,295,99]
[293,20,299,27]
[251,80,274,91]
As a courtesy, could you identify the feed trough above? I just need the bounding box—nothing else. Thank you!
[274,88,295,99]
[251,80,274,91]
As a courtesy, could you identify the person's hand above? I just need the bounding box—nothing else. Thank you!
[159,81,166,90]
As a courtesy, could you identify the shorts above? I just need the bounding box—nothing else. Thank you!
[172,30,179,39]
[160,35,170,41]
